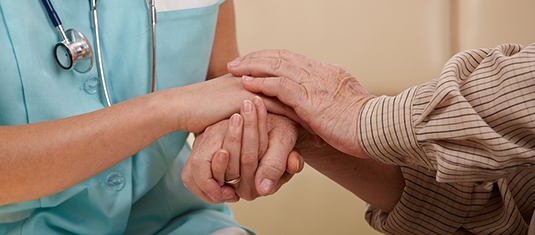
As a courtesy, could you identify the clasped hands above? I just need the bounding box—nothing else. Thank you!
[182,49,374,203]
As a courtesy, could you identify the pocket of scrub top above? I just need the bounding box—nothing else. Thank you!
[125,0,225,193]
[145,0,224,90]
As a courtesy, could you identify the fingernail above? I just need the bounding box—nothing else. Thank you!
[207,193,218,203]
[222,195,233,200]
[228,57,243,67]
[243,100,253,114]
[222,194,238,202]
[231,114,242,127]
[260,179,274,194]
[253,96,265,107]
[216,150,228,161]
[253,96,262,104]
[225,198,238,203]
[242,75,254,81]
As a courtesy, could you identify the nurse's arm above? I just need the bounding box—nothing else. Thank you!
[0,75,286,206]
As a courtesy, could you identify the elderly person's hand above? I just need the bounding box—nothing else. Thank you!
[227,49,375,158]
[182,97,303,203]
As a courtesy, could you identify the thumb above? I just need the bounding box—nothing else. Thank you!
[254,137,297,196]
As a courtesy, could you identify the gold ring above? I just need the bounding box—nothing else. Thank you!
[225,174,241,185]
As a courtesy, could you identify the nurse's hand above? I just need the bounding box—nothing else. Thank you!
[227,50,375,158]
[173,74,305,134]
[216,97,304,201]
[182,97,303,203]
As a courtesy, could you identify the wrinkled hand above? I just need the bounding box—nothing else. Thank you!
[182,97,303,203]
[227,49,374,158]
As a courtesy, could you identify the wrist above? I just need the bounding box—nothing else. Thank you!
[353,95,375,158]
[147,88,185,133]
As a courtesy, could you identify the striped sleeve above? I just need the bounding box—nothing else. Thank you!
[358,43,535,183]
[364,166,533,234]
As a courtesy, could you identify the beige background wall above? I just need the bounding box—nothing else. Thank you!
[229,0,535,234]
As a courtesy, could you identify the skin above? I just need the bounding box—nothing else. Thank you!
[182,97,304,203]
[194,0,304,202]
[206,0,240,79]
[294,131,405,212]
[227,49,375,157]
[0,1,300,207]
[191,95,403,211]
[221,49,406,212]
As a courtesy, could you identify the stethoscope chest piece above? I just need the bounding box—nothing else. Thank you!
[54,28,93,73]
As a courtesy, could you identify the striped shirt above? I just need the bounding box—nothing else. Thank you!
[358,43,535,234]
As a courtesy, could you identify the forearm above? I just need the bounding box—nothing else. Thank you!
[297,133,405,212]
[0,90,179,205]
[0,76,260,206]
[359,43,535,183]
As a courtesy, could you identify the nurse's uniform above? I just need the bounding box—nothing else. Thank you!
[0,0,248,234]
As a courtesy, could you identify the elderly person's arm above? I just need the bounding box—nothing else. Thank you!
[228,44,535,234]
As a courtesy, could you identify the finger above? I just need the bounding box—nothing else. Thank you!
[238,100,260,200]
[253,96,269,158]
[183,126,226,203]
[269,170,297,195]
[242,76,306,112]
[212,149,229,186]
[286,150,305,174]
[255,117,299,196]
[221,185,240,203]
[223,114,243,181]
[183,143,223,203]
[245,77,317,135]
[262,96,316,135]
[309,133,327,147]
[228,49,313,75]
[229,57,306,83]
[188,176,223,204]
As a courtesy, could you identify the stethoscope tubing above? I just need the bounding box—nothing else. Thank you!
[40,0,157,107]
[149,0,157,93]
[91,0,112,107]
[41,0,62,27]
[41,0,70,45]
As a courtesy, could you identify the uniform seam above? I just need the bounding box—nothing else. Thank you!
[0,3,30,124]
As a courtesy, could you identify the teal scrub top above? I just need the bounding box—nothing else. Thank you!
[0,1,247,234]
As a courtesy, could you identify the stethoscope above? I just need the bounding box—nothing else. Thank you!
[40,0,157,107]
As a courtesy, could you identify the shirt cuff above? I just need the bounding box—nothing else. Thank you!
[358,86,431,168]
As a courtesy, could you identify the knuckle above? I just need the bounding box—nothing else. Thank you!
[240,152,257,167]
[261,159,286,178]
[270,122,299,144]
[242,117,257,129]
[225,131,241,144]
[226,166,239,178]
[275,76,287,88]
[334,64,351,77]
[277,49,291,58]
[181,176,192,190]
[297,69,311,81]
[270,58,284,71]
[305,58,317,69]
